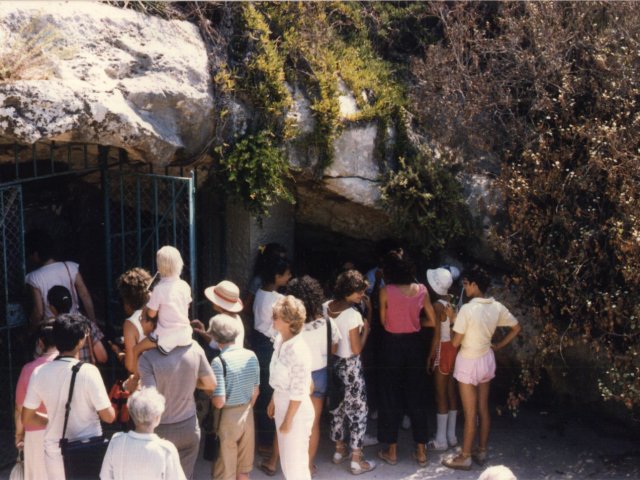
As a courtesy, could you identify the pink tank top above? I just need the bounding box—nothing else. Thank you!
[384,283,427,333]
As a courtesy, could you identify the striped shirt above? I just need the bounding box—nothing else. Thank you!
[212,345,260,406]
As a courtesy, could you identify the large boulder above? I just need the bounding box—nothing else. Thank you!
[0,1,213,165]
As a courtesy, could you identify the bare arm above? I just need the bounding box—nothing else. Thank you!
[14,404,24,448]
[22,407,47,429]
[349,322,370,356]
[197,373,217,394]
[92,337,108,364]
[428,303,443,367]
[379,287,388,329]
[278,399,302,434]
[421,292,437,328]
[29,285,44,327]
[98,406,116,424]
[122,320,141,374]
[75,272,96,322]
[212,395,225,410]
[492,323,522,351]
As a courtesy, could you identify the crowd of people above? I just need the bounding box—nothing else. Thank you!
[14,235,521,480]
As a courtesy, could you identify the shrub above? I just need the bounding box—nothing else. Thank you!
[411,2,640,411]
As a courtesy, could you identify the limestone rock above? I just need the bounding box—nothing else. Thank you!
[0,1,213,165]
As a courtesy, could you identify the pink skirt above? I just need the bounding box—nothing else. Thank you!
[453,349,496,386]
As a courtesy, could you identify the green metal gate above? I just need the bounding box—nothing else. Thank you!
[103,168,197,328]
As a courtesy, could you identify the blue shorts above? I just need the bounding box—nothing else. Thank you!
[311,367,328,398]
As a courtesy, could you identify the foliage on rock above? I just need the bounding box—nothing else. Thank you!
[411,2,640,412]
[216,131,293,219]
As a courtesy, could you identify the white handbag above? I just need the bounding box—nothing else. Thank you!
[9,451,24,480]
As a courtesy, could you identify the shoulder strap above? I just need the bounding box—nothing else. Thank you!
[61,361,85,441]
[326,318,332,369]
[63,262,79,309]
[215,355,229,434]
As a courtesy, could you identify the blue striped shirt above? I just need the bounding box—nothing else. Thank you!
[212,345,260,406]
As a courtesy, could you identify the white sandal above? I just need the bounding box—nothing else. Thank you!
[332,444,349,464]
[350,451,376,475]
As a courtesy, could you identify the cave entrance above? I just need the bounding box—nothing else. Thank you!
[0,141,218,467]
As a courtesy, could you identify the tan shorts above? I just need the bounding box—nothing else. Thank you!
[214,403,255,480]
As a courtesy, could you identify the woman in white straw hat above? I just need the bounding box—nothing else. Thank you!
[191,280,245,350]
[426,267,459,452]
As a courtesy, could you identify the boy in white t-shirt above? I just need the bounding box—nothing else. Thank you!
[443,266,521,471]
[134,246,193,361]
[22,314,115,479]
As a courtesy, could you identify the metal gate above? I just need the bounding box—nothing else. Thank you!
[103,170,197,328]
[0,185,26,466]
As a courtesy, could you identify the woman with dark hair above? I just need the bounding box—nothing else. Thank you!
[252,255,292,452]
[377,252,438,468]
[326,270,376,475]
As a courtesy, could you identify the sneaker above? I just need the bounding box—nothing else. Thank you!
[362,433,378,447]
[442,453,472,471]
[401,415,411,430]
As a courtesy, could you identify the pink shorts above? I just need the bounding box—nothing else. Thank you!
[453,349,496,386]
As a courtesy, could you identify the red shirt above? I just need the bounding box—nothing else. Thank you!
[15,352,57,431]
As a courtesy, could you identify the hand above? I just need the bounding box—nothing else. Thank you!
[267,398,275,419]
[123,374,140,392]
[190,319,206,335]
[15,433,24,450]
[279,417,292,434]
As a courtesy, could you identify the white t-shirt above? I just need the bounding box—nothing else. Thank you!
[324,303,363,358]
[23,358,111,454]
[208,313,245,350]
[438,299,452,342]
[253,289,282,338]
[147,276,192,337]
[453,297,518,359]
[301,317,342,371]
[25,261,80,318]
[125,309,145,340]
[100,431,186,480]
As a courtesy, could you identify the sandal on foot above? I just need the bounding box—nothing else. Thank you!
[333,445,349,464]
[350,454,376,475]
[258,460,277,477]
[427,439,448,451]
[442,453,472,471]
[377,449,397,466]
[472,447,487,466]
[413,451,428,467]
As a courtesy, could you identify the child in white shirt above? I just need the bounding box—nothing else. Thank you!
[134,246,192,361]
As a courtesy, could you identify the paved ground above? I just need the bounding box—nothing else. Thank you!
[2,404,638,479]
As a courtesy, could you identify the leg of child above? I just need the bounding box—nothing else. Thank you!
[477,381,491,451]
[458,382,478,456]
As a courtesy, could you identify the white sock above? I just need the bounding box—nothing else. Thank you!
[447,410,458,443]
[436,413,448,445]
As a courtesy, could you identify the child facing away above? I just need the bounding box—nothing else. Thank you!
[442,266,521,471]
[425,267,458,451]
[133,246,193,361]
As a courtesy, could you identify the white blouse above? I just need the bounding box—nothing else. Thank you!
[269,333,312,402]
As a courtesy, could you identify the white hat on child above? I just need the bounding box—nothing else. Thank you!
[426,268,453,296]
[204,280,243,313]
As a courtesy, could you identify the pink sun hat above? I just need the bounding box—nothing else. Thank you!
[204,280,243,313]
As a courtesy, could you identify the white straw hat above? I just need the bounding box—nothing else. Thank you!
[204,280,243,313]
[426,268,453,296]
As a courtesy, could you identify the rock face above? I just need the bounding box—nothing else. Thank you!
[0,1,213,165]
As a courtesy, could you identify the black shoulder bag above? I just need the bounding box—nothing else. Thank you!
[326,318,344,412]
[59,361,110,479]
[203,355,227,462]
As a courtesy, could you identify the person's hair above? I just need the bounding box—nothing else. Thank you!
[37,319,56,350]
[254,242,288,278]
[382,251,416,285]
[261,255,291,285]
[156,245,183,277]
[286,276,325,322]
[47,285,73,314]
[334,270,368,300]
[272,295,306,335]
[25,229,56,261]
[477,465,517,480]
[425,281,445,303]
[375,238,402,261]
[117,268,152,310]
[207,314,239,344]
[52,313,89,352]
[127,388,166,427]
[464,265,491,293]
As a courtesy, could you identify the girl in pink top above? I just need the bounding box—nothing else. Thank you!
[377,252,437,468]
[14,321,57,480]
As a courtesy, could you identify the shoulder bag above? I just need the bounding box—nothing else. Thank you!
[203,355,227,462]
[326,318,344,412]
[59,361,110,479]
